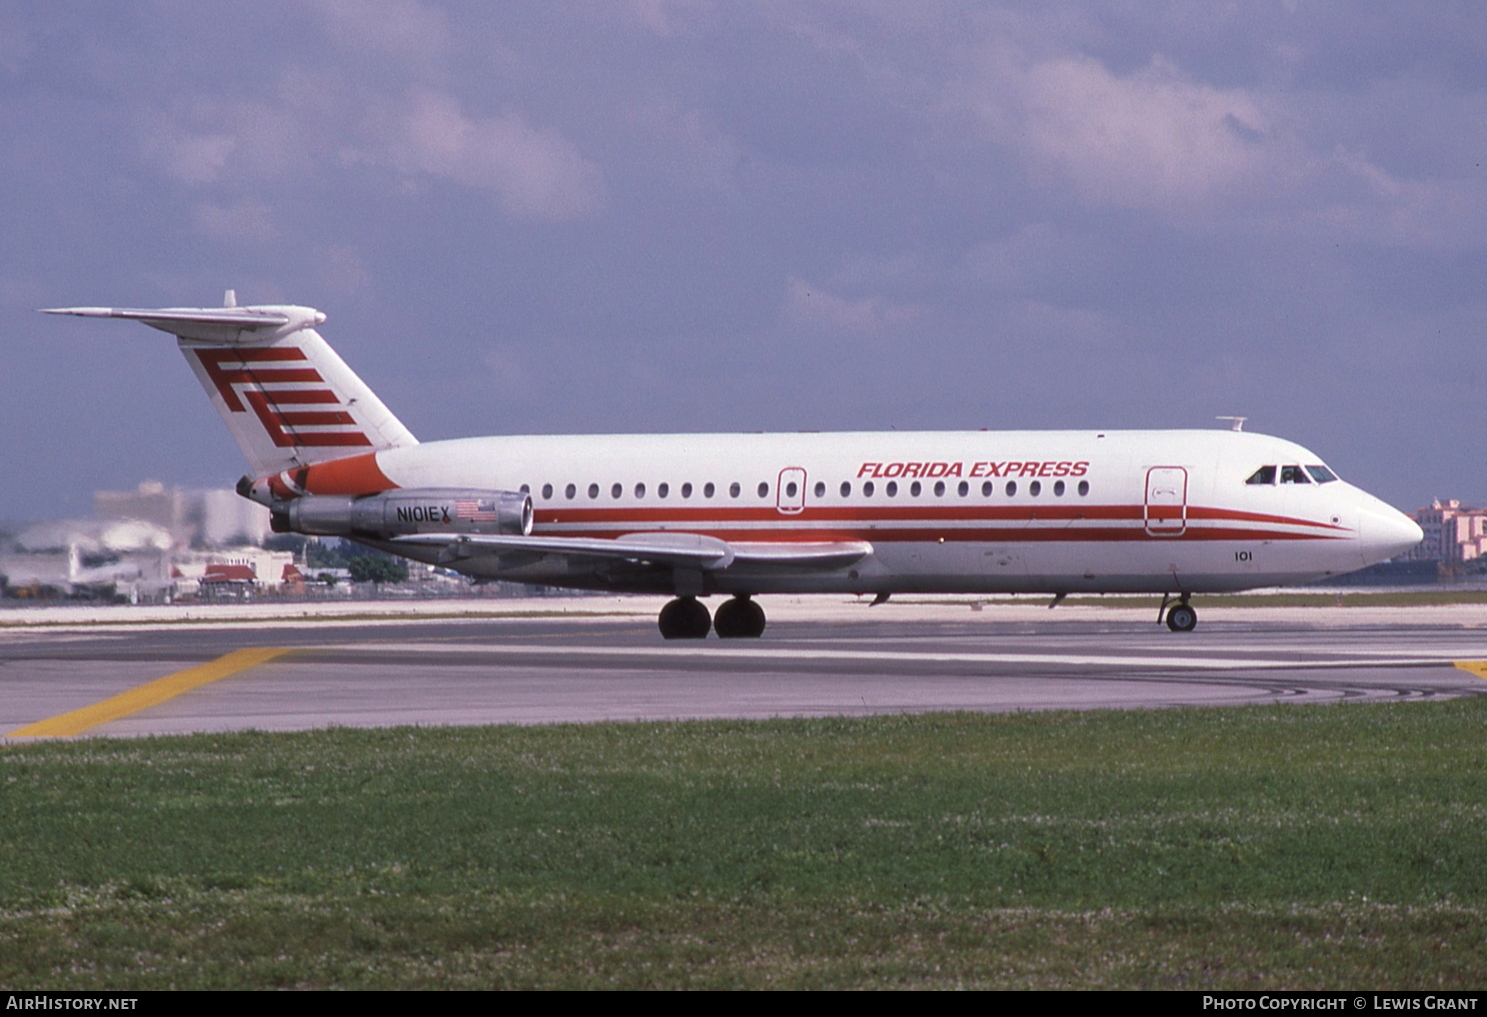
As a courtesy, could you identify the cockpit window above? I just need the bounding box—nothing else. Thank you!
[1279,465,1311,484]
[1306,465,1338,484]
[1245,466,1276,485]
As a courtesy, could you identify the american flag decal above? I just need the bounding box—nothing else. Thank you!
[454,499,500,522]
[194,347,372,448]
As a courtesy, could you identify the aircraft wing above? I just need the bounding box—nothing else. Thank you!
[390,532,872,571]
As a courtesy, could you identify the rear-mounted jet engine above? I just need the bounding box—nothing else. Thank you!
[272,489,533,541]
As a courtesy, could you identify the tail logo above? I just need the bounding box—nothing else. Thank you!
[194,347,372,448]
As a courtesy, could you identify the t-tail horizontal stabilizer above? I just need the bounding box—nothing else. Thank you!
[43,295,417,478]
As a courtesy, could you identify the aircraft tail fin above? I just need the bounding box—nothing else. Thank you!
[43,295,417,478]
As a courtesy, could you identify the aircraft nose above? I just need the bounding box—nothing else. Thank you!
[1358,501,1423,564]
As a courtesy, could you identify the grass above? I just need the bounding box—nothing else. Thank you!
[2,702,1485,989]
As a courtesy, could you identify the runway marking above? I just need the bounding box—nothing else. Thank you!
[7,647,290,738]
[1454,661,1487,680]
[314,641,1468,673]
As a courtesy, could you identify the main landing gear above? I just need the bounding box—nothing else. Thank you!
[658,596,712,639]
[713,595,766,639]
[656,595,767,640]
[1159,593,1198,633]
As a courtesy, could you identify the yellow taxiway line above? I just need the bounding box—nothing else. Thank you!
[1453,661,1487,680]
[7,647,290,738]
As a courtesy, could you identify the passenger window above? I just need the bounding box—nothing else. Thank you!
[658,483,669,498]
[886,481,899,497]
[981,481,992,496]
[611,483,623,498]
[542,483,553,500]
[565,483,577,500]
[864,481,875,496]
[1246,466,1277,485]
[958,481,969,497]
[910,481,922,497]
[1077,480,1089,497]
[519,484,530,494]
[704,482,715,498]
[682,482,693,498]
[1005,481,1017,497]
[758,482,769,498]
[1280,465,1310,484]
[588,483,599,499]
[1306,465,1338,484]
[634,483,646,498]
[1053,480,1065,496]
[840,481,852,497]
[814,481,826,497]
[934,481,946,497]
[786,481,798,497]
[729,482,741,498]
[1030,481,1042,497]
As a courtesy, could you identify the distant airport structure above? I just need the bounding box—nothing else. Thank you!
[0,480,283,600]
[0,479,476,602]
[94,479,270,548]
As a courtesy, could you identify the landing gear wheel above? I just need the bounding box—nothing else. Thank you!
[714,596,766,639]
[1166,603,1197,633]
[658,596,712,639]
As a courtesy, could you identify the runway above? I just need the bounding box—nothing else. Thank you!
[2,598,1485,738]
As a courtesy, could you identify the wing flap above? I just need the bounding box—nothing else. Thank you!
[731,541,873,568]
[391,532,874,572]
[392,531,736,569]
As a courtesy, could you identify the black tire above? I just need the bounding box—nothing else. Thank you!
[659,596,712,639]
[739,597,765,638]
[713,598,743,638]
[1166,604,1197,632]
[715,596,766,639]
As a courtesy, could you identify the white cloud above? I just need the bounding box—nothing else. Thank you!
[389,89,604,219]
[138,77,604,222]
[964,49,1273,211]
[786,278,918,333]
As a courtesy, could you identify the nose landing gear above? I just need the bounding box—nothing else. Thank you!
[713,595,766,639]
[1159,593,1198,632]
[657,596,712,639]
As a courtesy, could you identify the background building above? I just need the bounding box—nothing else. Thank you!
[94,481,270,548]
[1407,500,1487,565]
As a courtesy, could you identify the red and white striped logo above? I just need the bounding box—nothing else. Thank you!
[194,347,371,448]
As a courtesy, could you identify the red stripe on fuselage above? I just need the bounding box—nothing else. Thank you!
[533,503,1345,534]
[541,524,1342,544]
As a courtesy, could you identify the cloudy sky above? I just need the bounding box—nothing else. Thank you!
[2,1,1484,521]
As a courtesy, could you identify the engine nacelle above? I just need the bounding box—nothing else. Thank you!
[274,488,533,539]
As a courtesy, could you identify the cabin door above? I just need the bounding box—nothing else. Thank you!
[1144,467,1188,536]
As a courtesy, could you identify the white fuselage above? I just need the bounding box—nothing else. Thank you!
[43,303,1423,612]
[356,428,1420,596]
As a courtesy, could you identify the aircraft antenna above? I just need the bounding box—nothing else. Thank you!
[1215,415,1246,432]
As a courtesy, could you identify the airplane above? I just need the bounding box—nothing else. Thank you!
[44,294,1423,637]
